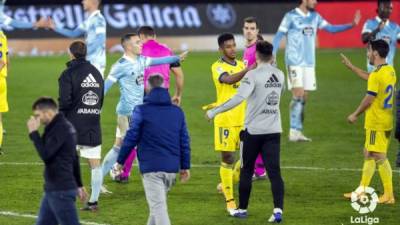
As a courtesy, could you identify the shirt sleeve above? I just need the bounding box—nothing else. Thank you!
[107,63,124,82]
[29,129,66,163]
[2,15,13,26]
[277,13,291,33]
[367,73,379,96]
[207,72,255,119]
[212,64,229,83]
[362,20,373,34]
[317,13,330,29]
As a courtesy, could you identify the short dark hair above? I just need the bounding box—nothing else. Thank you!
[218,33,235,47]
[256,40,273,62]
[32,97,58,111]
[69,41,86,59]
[369,39,389,58]
[120,33,137,47]
[378,0,391,6]
[148,74,164,89]
[257,34,264,41]
[137,26,155,37]
[244,16,258,28]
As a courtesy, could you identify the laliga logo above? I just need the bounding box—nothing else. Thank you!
[351,186,378,214]
[350,186,380,225]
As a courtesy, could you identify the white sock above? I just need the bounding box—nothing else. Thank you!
[89,166,102,203]
[101,146,120,178]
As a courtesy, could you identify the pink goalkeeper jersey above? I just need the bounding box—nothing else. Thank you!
[243,43,256,68]
[142,39,173,89]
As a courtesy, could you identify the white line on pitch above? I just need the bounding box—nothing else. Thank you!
[0,211,110,225]
[0,161,399,173]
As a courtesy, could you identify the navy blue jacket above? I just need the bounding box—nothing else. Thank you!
[117,88,191,173]
[395,91,400,141]
[29,113,83,191]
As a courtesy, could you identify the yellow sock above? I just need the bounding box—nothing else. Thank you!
[0,121,3,148]
[220,162,234,201]
[377,159,393,196]
[233,160,241,184]
[360,159,376,187]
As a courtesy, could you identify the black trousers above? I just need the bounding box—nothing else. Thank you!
[239,130,284,210]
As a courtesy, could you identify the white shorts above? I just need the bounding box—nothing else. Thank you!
[115,115,131,139]
[77,145,102,159]
[286,66,316,91]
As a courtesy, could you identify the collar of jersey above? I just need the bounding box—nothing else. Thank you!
[87,10,101,20]
[123,54,138,64]
[221,57,237,66]
[295,7,310,18]
[375,16,390,26]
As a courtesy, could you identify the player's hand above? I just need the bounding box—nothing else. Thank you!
[77,187,88,203]
[27,116,40,133]
[340,53,353,69]
[347,113,358,124]
[112,163,123,176]
[205,110,215,121]
[34,17,47,29]
[171,95,181,106]
[46,17,56,30]
[179,170,190,183]
[352,10,361,26]
[179,51,189,62]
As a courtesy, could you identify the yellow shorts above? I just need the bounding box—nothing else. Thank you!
[0,77,8,113]
[214,126,242,152]
[364,129,391,153]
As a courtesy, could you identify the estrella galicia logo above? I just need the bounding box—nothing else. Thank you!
[82,90,99,106]
[266,91,279,106]
[351,186,378,214]
[206,4,236,29]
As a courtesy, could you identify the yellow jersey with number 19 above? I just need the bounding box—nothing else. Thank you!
[365,64,396,131]
[211,58,246,127]
[0,31,8,78]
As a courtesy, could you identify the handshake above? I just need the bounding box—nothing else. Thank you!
[33,17,57,30]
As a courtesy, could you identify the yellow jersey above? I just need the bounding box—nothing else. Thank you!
[365,64,396,131]
[0,31,8,78]
[211,58,246,127]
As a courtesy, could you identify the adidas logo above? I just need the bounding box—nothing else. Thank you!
[265,74,281,88]
[81,73,100,88]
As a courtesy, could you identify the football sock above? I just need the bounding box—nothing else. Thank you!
[101,146,120,178]
[360,159,376,187]
[121,148,137,178]
[0,122,3,148]
[220,162,234,201]
[290,97,304,131]
[89,166,102,203]
[377,159,393,196]
[233,160,241,184]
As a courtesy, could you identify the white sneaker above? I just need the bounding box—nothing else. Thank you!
[268,208,283,223]
[289,129,311,142]
[100,185,112,194]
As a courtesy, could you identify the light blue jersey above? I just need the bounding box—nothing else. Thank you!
[362,17,400,72]
[55,10,106,74]
[106,55,151,116]
[104,54,180,115]
[273,8,353,67]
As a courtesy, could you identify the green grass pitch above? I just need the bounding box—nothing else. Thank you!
[0,49,399,225]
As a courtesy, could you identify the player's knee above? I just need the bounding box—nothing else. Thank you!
[221,154,234,165]
[88,159,101,169]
